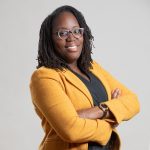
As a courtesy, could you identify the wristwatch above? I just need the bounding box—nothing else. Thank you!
[98,103,109,119]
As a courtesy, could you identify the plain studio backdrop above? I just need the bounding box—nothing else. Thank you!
[0,0,150,150]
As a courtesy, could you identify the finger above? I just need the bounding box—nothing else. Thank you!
[112,90,118,99]
[116,89,121,98]
[118,89,121,95]
[111,88,119,99]
[111,91,116,99]
[112,88,121,99]
[114,88,119,94]
[115,89,120,98]
[111,89,115,95]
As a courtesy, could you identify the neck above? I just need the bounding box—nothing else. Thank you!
[67,62,79,72]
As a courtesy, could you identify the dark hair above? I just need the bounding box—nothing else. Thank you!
[37,5,94,72]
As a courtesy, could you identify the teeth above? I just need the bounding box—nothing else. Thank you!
[67,46,77,49]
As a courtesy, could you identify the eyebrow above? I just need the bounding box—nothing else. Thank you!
[54,26,80,31]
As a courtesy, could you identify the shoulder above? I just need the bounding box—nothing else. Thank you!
[30,66,61,82]
[91,60,103,71]
[90,60,111,76]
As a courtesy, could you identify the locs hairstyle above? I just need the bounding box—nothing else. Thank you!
[37,5,94,73]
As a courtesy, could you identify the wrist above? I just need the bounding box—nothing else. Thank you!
[98,103,109,119]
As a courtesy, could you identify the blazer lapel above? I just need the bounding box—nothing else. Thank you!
[61,63,112,106]
[62,69,94,106]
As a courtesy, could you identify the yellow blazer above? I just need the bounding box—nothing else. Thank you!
[30,61,140,150]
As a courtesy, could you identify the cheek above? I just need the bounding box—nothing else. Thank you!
[52,38,65,51]
[79,38,84,49]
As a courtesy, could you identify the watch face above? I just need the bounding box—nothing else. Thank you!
[101,104,108,111]
[101,104,106,108]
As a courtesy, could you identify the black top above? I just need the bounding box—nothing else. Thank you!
[70,69,112,150]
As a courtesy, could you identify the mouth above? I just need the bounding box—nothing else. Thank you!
[65,45,77,48]
[65,45,78,52]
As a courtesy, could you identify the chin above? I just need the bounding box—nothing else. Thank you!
[66,52,81,61]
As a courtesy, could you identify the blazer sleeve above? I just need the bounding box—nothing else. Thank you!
[30,68,113,145]
[93,61,140,124]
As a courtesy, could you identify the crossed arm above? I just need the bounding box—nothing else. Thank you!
[77,88,121,125]
[30,64,140,145]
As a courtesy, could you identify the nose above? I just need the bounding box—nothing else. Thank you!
[66,31,75,42]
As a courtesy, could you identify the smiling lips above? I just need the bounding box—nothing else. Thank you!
[65,45,78,52]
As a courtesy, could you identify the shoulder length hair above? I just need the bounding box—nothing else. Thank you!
[37,5,94,73]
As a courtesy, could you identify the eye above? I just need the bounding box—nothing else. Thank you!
[58,30,68,37]
[73,28,81,34]
[73,28,84,36]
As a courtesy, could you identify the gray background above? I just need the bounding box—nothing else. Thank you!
[0,0,150,149]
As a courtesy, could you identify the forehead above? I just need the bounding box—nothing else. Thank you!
[52,11,80,30]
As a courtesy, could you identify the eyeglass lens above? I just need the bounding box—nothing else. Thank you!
[58,28,84,39]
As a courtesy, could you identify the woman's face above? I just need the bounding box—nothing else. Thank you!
[52,11,84,65]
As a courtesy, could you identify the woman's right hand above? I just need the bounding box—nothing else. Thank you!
[111,88,121,99]
[77,88,122,119]
[107,88,122,128]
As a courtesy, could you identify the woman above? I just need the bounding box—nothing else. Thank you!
[30,5,140,150]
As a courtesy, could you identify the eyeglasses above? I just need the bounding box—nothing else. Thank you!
[54,27,84,40]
